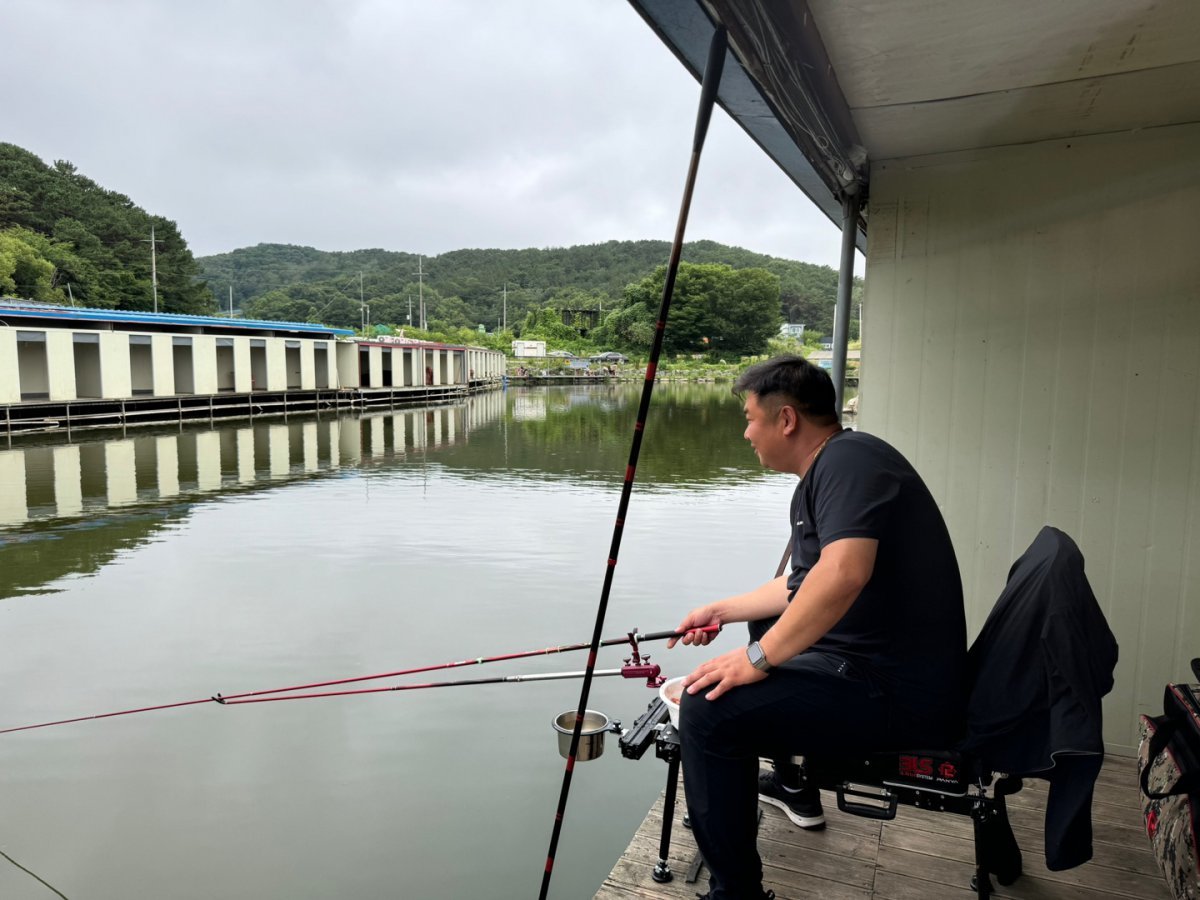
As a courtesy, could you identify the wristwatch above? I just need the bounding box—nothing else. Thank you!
[746,641,772,672]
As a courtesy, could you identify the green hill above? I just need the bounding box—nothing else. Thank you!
[0,143,213,313]
[197,239,855,338]
[0,140,857,342]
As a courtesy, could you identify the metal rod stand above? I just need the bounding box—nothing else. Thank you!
[653,751,681,883]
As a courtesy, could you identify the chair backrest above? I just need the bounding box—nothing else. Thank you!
[961,526,1118,774]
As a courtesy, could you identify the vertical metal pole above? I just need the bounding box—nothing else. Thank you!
[150,226,158,314]
[142,227,161,313]
[652,754,682,883]
[831,189,861,417]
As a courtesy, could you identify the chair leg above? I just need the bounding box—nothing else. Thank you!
[971,799,994,899]
[974,793,1022,888]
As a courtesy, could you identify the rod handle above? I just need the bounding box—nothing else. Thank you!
[639,624,721,643]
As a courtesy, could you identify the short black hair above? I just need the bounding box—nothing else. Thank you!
[733,355,838,425]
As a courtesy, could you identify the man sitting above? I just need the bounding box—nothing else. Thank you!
[669,355,967,900]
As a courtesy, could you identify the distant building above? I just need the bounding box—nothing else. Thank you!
[511,340,546,358]
[0,299,505,422]
[807,348,860,371]
[779,323,806,339]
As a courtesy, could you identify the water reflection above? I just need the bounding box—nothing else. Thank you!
[445,382,764,490]
[0,382,790,900]
[1,392,508,527]
[0,391,504,599]
[0,385,766,599]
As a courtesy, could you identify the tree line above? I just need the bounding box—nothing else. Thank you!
[1,142,861,356]
[202,240,860,353]
[0,143,213,313]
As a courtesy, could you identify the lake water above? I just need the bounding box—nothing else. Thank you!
[0,383,799,899]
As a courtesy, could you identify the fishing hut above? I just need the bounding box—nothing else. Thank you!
[590,1,1198,897]
[0,300,505,437]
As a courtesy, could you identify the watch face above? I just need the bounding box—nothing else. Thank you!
[748,642,768,670]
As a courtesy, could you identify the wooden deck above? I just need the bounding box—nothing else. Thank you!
[596,756,1168,899]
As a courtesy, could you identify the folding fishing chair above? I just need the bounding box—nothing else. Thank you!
[628,526,1115,898]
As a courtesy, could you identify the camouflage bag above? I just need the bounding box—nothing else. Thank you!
[1139,681,1200,900]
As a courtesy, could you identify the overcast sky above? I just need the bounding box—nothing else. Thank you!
[6,0,847,267]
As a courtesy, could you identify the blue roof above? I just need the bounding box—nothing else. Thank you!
[0,299,355,336]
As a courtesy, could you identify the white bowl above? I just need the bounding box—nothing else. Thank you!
[659,676,687,729]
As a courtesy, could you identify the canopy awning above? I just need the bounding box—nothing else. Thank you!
[626,0,1200,243]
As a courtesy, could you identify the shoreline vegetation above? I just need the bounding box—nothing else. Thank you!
[503,343,860,384]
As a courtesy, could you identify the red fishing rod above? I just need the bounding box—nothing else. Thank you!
[216,668,632,705]
[0,625,717,736]
[537,24,728,900]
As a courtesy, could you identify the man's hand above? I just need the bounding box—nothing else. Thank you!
[666,604,722,649]
[682,646,767,700]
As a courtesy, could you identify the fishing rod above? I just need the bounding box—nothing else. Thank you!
[538,24,729,900]
[0,624,718,736]
[216,668,630,705]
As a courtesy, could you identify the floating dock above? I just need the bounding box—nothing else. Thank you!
[0,300,505,437]
[597,756,1166,899]
[2,384,483,439]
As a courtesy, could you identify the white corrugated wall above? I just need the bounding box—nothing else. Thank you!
[860,122,1200,753]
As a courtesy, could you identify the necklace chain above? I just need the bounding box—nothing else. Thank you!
[802,427,843,479]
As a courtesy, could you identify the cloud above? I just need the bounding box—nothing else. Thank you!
[4,0,846,266]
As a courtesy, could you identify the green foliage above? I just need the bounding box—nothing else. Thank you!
[612,262,781,357]
[0,143,214,313]
[520,306,582,344]
[767,336,807,357]
[198,239,857,337]
[0,227,61,301]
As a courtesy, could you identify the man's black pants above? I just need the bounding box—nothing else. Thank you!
[679,651,934,899]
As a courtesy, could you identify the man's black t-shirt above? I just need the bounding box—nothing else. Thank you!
[787,430,967,723]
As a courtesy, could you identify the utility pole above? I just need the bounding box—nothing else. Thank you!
[407,294,413,326]
[502,283,507,332]
[360,271,366,332]
[141,226,162,313]
[67,283,75,306]
[414,257,426,330]
[229,285,234,317]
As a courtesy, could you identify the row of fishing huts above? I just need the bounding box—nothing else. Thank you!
[0,300,505,435]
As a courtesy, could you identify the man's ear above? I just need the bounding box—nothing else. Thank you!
[779,404,799,435]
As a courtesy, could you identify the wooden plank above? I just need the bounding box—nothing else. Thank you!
[1098,755,1138,781]
[880,824,1167,898]
[598,753,1167,900]
[640,806,880,863]
[877,844,1125,900]
[1005,803,1148,851]
[873,868,978,900]
[1016,774,1139,809]
[878,805,977,840]
[631,809,881,888]
[1004,786,1142,830]
[603,834,875,900]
